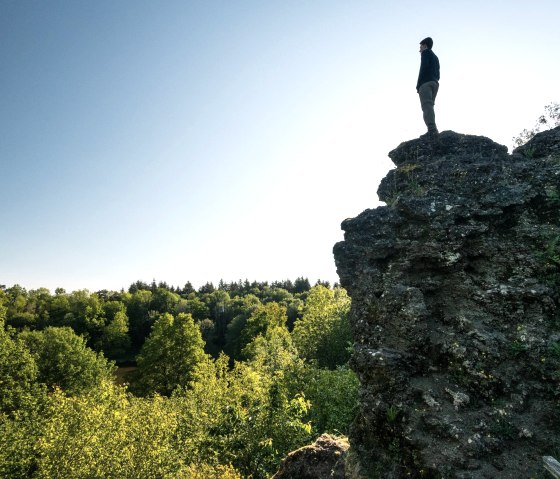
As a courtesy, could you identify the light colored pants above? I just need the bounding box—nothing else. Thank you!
[418,81,439,131]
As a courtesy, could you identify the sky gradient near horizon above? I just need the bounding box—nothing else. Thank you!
[2,0,559,292]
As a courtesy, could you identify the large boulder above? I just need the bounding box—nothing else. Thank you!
[333,127,560,478]
[271,434,349,479]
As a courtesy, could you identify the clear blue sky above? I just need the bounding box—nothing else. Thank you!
[2,0,559,292]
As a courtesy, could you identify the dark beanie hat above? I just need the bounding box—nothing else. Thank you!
[420,37,433,49]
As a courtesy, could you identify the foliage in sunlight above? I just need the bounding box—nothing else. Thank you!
[292,286,352,369]
[0,280,358,479]
[513,102,560,147]
[134,313,208,396]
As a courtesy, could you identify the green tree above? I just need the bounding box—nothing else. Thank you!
[0,375,245,479]
[230,293,261,317]
[292,286,352,369]
[47,288,70,327]
[173,353,311,479]
[197,318,219,356]
[126,289,153,350]
[135,313,208,396]
[0,313,44,477]
[32,381,183,479]
[246,312,359,437]
[176,296,210,321]
[513,101,560,147]
[4,285,37,329]
[204,290,232,348]
[239,302,287,359]
[198,282,215,294]
[260,287,293,305]
[102,299,126,322]
[27,287,52,328]
[286,297,304,330]
[0,291,6,318]
[4,285,27,314]
[244,325,298,372]
[298,365,359,435]
[0,319,42,415]
[150,287,181,314]
[224,294,262,360]
[180,281,196,296]
[98,310,131,359]
[19,326,115,395]
[0,404,44,478]
[177,464,242,479]
[63,290,105,345]
[293,277,311,293]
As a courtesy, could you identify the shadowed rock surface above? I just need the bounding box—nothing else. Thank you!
[271,434,349,479]
[333,127,560,478]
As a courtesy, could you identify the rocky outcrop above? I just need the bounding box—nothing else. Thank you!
[333,127,560,478]
[271,434,349,479]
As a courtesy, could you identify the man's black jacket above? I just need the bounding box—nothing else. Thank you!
[416,49,440,92]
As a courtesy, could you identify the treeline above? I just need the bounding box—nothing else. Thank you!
[1,277,332,360]
[0,278,358,479]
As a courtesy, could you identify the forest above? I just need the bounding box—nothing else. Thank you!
[0,278,358,479]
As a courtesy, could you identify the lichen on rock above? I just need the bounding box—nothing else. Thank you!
[333,127,560,478]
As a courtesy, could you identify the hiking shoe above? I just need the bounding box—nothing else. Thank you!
[420,129,439,141]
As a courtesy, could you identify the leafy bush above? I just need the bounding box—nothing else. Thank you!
[134,313,208,396]
[19,327,115,395]
[513,102,560,147]
[292,286,352,369]
[299,365,359,435]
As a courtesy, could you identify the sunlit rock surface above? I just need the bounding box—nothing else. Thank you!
[333,127,560,478]
[271,434,348,479]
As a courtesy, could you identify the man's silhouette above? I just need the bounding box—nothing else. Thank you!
[416,37,440,140]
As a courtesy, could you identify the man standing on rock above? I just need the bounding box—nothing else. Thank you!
[416,37,440,141]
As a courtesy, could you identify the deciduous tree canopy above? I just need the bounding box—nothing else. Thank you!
[0,280,357,479]
[135,313,208,396]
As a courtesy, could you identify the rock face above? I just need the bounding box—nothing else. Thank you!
[271,434,349,479]
[333,127,560,478]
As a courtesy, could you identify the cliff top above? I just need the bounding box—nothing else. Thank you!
[333,125,560,478]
